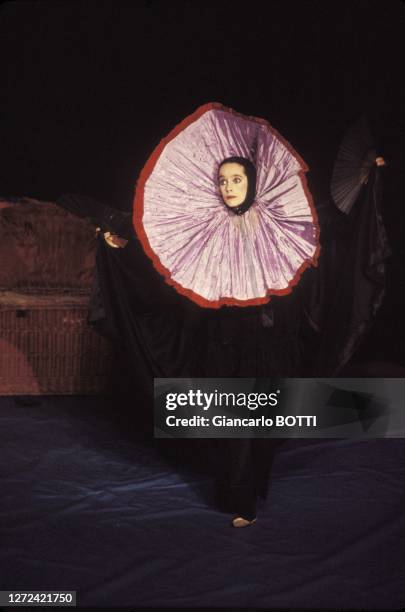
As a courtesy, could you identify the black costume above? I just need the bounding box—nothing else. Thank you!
[56,159,388,522]
[56,106,390,522]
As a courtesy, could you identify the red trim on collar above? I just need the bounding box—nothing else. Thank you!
[133,102,320,309]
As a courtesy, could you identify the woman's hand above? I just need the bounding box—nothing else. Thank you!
[96,228,128,248]
[375,156,386,167]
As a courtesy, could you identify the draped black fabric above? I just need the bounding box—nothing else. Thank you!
[88,169,390,385]
[56,166,390,519]
[90,240,309,519]
[301,165,391,375]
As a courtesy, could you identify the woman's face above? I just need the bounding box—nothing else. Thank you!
[218,162,248,208]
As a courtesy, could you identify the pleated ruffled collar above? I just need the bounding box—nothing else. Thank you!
[133,102,320,308]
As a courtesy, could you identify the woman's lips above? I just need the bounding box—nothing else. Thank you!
[226,196,236,199]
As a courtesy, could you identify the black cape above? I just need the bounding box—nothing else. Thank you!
[56,164,390,519]
[57,163,389,387]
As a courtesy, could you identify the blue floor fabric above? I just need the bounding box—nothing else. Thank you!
[0,395,404,610]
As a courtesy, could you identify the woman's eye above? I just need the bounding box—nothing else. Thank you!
[234,178,241,183]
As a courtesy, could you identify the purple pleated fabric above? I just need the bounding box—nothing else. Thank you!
[137,103,319,307]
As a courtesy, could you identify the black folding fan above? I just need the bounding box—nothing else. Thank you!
[330,115,376,215]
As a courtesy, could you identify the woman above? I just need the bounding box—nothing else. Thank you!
[132,96,321,527]
[200,155,307,526]
[57,105,389,527]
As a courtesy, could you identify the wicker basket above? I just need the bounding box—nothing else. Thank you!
[0,199,113,395]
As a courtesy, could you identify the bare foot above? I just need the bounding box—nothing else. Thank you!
[232,516,257,528]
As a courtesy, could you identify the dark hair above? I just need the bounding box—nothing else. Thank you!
[218,156,257,215]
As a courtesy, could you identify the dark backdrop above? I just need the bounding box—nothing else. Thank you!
[1,0,404,363]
